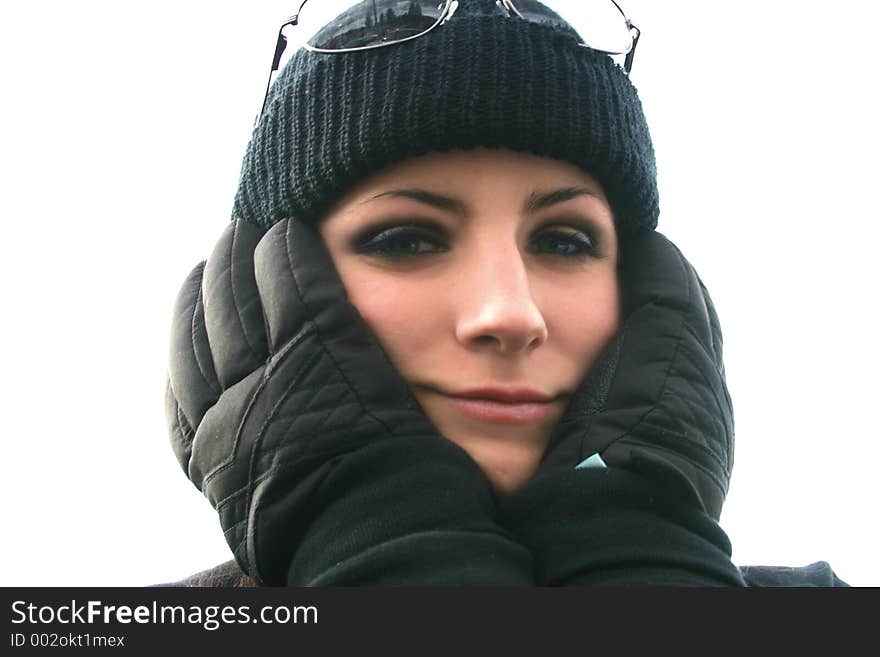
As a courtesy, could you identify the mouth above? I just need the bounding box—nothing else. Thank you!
[435,387,563,425]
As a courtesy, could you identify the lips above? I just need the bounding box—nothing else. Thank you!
[438,387,561,425]
[447,387,556,404]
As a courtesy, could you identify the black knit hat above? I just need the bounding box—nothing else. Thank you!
[232,0,659,238]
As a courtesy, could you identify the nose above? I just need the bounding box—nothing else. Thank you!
[454,241,548,355]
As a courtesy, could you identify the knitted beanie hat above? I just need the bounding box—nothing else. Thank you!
[232,0,659,238]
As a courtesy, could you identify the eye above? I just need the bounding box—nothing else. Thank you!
[349,220,602,262]
[529,226,599,260]
[352,224,448,260]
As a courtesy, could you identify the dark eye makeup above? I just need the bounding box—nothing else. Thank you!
[349,218,603,262]
[351,221,448,259]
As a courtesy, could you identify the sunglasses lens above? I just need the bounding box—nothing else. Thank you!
[299,1,448,51]
[510,0,633,54]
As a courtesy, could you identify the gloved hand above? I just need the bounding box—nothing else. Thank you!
[538,229,734,520]
[165,218,532,586]
[496,229,742,586]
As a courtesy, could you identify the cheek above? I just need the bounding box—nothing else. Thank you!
[544,270,621,378]
[338,271,440,373]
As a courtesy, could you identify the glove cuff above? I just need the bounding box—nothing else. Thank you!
[499,468,745,586]
[245,434,532,586]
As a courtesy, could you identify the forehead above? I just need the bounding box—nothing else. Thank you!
[364,147,603,188]
[324,147,611,216]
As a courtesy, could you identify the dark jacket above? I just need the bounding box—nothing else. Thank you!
[155,558,848,587]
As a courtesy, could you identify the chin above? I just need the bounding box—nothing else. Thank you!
[438,429,546,497]
[486,472,531,498]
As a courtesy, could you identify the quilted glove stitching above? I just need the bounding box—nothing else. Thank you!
[670,241,732,475]
[201,324,319,487]
[239,401,439,501]
[614,312,685,440]
[246,338,334,470]
[173,392,195,444]
[228,220,267,364]
[213,382,353,512]
[212,328,332,578]
[613,243,730,506]
[282,223,400,440]
[678,326,732,472]
[215,484,249,513]
[694,276,735,472]
[222,517,248,556]
[680,323,726,418]
[614,425,727,497]
[166,380,196,477]
[215,467,270,513]
[189,263,221,399]
[695,275,723,369]
[608,241,693,464]
[242,342,394,582]
[244,359,350,586]
[634,411,727,476]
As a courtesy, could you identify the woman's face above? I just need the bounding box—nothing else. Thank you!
[319,147,620,496]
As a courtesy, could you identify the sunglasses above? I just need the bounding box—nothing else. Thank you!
[259,1,640,120]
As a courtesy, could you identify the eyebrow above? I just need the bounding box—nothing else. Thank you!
[360,186,602,216]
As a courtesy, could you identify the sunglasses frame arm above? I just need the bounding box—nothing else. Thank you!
[624,22,639,74]
[606,0,639,74]
[259,15,298,122]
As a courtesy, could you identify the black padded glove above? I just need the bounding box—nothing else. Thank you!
[539,229,734,519]
[165,218,533,586]
[498,229,743,586]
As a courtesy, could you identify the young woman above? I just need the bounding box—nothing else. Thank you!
[161,0,846,587]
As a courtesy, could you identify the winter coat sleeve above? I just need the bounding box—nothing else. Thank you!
[499,467,747,586]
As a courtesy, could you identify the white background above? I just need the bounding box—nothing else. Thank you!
[1,1,877,586]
